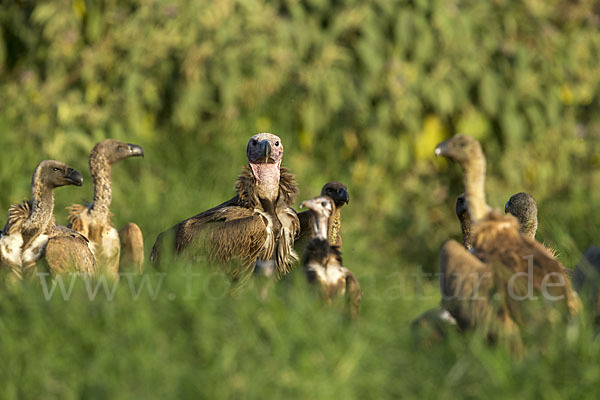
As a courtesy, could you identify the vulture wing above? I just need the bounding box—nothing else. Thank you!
[151,196,269,277]
[439,239,495,330]
[119,222,144,273]
[43,225,97,277]
[344,268,361,320]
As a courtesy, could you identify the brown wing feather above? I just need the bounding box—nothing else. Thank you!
[472,214,581,317]
[119,222,144,273]
[439,239,495,330]
[44,227,97,276]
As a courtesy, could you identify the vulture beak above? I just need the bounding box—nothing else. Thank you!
[434,141,448,157]
[260,140,273,163]
[65,168,84,186]
[337,187,350,205]
[127,144,145,158]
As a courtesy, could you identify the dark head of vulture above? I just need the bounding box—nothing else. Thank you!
[151,133,300,282]
[300,196,361,319]
[505,192,538,238]
[0,160,83,277]
[434,135,580,347]
[68,139,145,279]
[455,193,472,250]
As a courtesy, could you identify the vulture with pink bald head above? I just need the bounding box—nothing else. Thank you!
[150,133,300,281]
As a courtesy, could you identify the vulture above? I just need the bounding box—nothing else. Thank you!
[434,135,580,348]
[455,193,472,250]
[0,160,95,279]
[294,181,349,259]
[300,196,361,319]
[150,133,300,282]
[68,139,145,278]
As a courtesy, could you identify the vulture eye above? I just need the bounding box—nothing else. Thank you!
[52,167,60,172]
[321,201,327,207]
[252,139,258,146]
[275,141,279,146]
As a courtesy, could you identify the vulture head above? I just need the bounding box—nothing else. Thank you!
[434,134,483,169]
[34,160,83,189]
[435,134,488,222]
[505,192,538,238]
[93,139,144,165]
[321,181,349,208]
[301,196,335,240]
[246,133,284,200]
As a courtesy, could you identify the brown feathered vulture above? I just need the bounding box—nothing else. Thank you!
[300,196,361,319]
[68,139,144,278]
[150,133,300,281]
[295,181,349,259]
[0,160,95,279]
[434,135,580,348]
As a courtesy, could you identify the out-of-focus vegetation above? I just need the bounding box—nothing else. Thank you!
[2,0,600,398]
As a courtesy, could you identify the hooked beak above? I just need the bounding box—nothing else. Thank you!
[127,144,144,158]
[260,140,273,163]
[434,140,448,157]
[66,168,83,186]
[337,187,349,205]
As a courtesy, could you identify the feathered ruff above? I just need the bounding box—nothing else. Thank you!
[153,167,300,280]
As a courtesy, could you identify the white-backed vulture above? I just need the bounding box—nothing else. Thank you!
[68,139,144,278]
[301,196,361,319]
[150,133,300,282]
[295,181,349,256]
[434,135,580,347]
[0,160,94,279]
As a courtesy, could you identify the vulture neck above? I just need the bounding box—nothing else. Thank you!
[519,218,538,238]
[89,151,113,222]
[250,163,280,203]
[462,154,488,223]
[328,208,342,246]
[311,212,329,241]
[460,214,473,249]
[22,175,54,235]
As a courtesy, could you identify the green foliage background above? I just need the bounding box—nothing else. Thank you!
[1,0,600,398]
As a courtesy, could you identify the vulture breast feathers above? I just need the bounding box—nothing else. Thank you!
[151,133,300,280]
